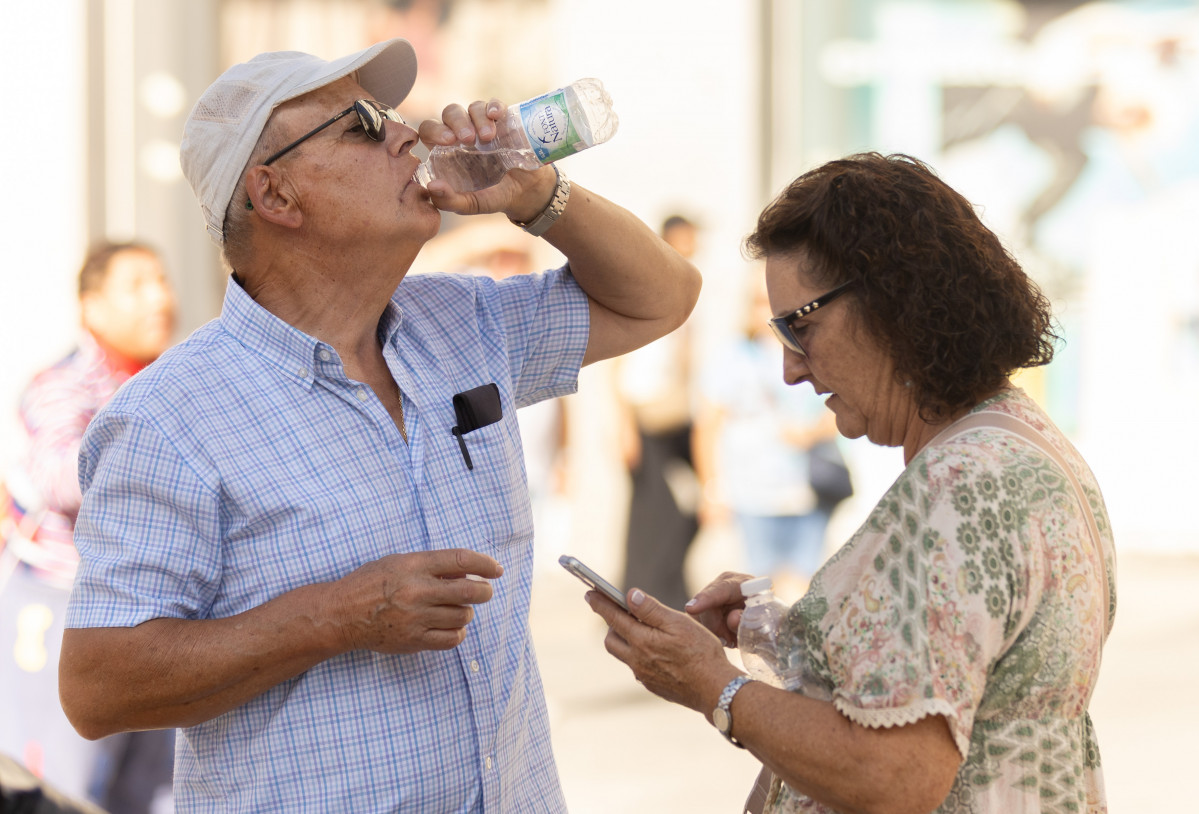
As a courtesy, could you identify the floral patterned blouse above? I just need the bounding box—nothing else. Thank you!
[767,388,1116,813]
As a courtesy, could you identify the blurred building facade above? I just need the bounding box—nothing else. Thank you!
[2,0,1196,562]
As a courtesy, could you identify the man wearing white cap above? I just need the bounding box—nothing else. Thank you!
[58,38,699,812]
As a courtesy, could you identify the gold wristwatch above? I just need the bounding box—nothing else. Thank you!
[712,674,753,748]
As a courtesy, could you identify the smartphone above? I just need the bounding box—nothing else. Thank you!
[558,554,630,612]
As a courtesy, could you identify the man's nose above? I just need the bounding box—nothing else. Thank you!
[386,119,419,157]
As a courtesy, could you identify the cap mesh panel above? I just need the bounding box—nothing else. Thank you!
[191,81,259,123]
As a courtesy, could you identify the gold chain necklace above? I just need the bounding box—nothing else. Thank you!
[394,380,408,444]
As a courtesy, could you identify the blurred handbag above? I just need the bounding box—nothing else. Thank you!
[808,440,853,509]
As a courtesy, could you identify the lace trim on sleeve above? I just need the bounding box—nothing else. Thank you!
[833,696,969,758]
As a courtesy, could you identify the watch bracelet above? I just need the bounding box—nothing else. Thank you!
[714,674,753,748]
[509,165,570,237]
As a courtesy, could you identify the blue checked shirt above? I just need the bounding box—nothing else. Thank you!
[66,267,588,812]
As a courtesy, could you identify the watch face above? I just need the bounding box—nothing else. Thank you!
[712,707,731,734]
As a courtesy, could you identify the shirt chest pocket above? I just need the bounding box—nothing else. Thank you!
[441,414,534,550]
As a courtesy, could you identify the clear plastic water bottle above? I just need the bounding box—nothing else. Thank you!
[415,78,619,191]
[737,577,802,690]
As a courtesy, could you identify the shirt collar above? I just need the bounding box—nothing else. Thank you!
[218,275,406,386]
[377,295,404,347]
[220,275,324,388]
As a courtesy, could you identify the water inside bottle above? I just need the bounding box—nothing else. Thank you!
[415,147,541,192]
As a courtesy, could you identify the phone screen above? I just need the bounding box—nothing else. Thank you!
[558,554,630,612]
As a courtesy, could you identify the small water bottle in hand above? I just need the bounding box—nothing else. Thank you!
[416,78,619,191]
[737,577,801,690]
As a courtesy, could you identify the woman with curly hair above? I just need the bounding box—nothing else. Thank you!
[584,153,1115,813]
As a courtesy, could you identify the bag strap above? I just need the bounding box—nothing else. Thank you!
[937,411,1112,637]
[743,764,773,814]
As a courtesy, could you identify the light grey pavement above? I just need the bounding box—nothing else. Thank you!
[532,536,1199,812]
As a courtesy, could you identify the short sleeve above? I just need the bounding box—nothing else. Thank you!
[489,265,589,408]
[816,446,1036,758]
[66,409,223,628]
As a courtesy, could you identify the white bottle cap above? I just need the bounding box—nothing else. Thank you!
[741,576,774,598]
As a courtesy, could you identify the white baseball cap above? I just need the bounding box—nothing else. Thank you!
[180,38,418,245]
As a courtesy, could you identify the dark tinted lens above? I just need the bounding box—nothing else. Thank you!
[356,101,405,140]
[355,100,386,141]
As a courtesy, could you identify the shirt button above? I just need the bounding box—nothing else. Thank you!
[356,389,368,401]
[470,660,480,673]
[318,350,331,362]
[485,756,493,771]
[297,368,308,379]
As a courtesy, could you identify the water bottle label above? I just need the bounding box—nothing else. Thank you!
[519,90,584,164]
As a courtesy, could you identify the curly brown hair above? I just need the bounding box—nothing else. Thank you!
[745,152,1059,421]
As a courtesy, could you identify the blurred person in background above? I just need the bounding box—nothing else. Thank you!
[615,214,701,610]
[57,39,699,812]
[693,273,841,599]
[0,241,176,812]
[586,153,1115,814]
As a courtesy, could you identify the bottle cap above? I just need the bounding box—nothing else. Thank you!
[741,576,774,598]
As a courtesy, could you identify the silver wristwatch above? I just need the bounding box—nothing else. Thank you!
[712,674,753,748]
[509,165,570,237]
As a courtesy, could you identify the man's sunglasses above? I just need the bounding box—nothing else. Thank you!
[262,99,405,166]
[767,280,856,356]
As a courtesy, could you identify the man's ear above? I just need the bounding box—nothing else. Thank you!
[245,165,303,232]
